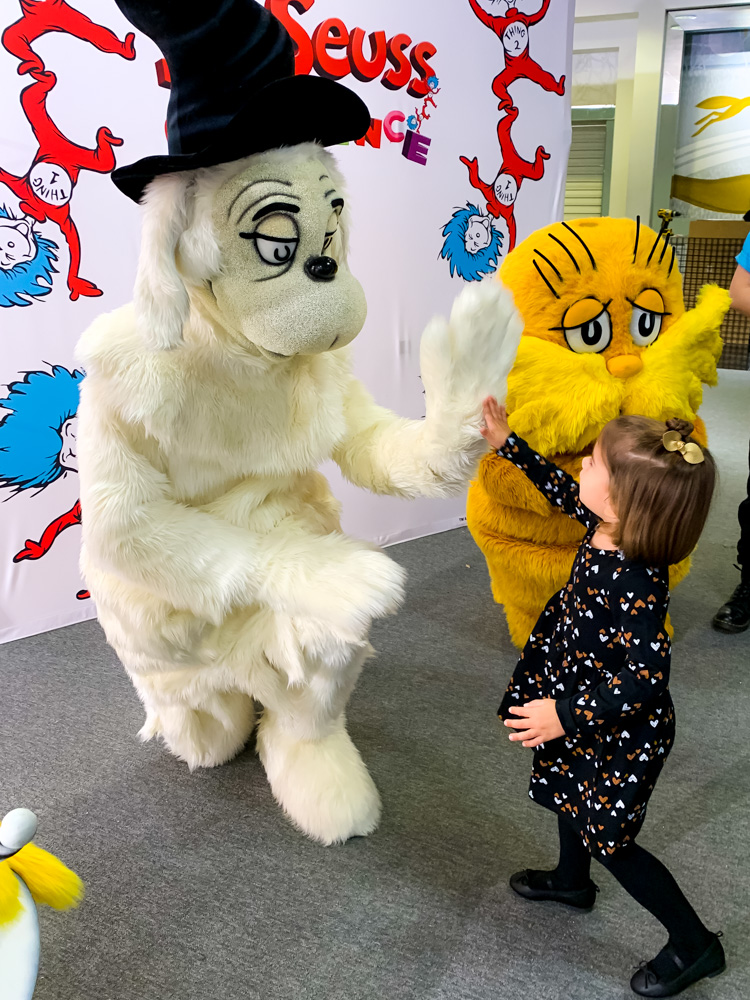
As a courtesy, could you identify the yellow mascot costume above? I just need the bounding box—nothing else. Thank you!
[467,216,731,647]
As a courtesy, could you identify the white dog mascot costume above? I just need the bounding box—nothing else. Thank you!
[77,0,522,844]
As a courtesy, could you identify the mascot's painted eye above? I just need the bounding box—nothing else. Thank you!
[564,311,613,353]
[239,210,299,269]
[560,298,613,354]
[630,307,663,346]
[322,210,340,254]
[251,234,299,266]
[628,289,667,347]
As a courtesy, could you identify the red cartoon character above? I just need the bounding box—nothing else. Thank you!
[1,0,135,300]
[2,0,135,75]
[459,106,549,251]
[467,0,565,111]
[14,499,88,599]
[0,365,89,600]
[0,68,123,299]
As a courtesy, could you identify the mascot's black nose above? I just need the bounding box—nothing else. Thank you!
[304,256,338,282]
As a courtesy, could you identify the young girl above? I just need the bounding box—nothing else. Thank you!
[481,396,725,998]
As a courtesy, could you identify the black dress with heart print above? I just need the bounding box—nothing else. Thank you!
[496,434,675,858]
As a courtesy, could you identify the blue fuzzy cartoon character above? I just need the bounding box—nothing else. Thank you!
[440,203,504,281]
[0,364,88,597]
[0,205,58,307]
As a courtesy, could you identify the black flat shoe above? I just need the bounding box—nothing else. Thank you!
[712,580,750,633]
[509,869,598,910]
[630,934,725,997]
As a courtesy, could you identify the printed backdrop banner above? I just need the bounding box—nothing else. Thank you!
[0,0,574,644]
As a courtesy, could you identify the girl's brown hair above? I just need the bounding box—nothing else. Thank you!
[597,415,717,566]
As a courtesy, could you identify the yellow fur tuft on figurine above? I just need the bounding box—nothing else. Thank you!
[467,216,730,647]
[0,808,83,1000]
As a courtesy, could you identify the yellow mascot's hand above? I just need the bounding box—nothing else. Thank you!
[676,284,730,386]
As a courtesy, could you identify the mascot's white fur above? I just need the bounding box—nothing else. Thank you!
[76,143,522,843]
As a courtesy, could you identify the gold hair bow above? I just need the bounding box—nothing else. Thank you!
[662,430,705,464]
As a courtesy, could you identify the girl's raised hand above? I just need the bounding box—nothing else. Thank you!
[480,395,512,451]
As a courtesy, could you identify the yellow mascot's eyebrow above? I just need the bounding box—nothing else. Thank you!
[562,222,597,270]
[534,224,597,299]
[657,233,672,265]
[548,233,581,273]
[634,215,677,277]
[652,230,675,272]
[646,227,669,266]
[533,249,563,281]
[533,258,561,299]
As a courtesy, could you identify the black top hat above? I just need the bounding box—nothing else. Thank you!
[111,0,371,202]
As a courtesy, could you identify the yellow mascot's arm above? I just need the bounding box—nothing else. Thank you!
[676,284,729,387]
[475,444,590,515]
[477,452,558,515]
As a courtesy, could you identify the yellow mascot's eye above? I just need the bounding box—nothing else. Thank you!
[630,308,662,346]
[629,289,667,347]
[561,298,612,354]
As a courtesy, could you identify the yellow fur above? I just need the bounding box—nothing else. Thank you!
[0,862,22,927]
[0,844,83,926]
[467,217,730,647]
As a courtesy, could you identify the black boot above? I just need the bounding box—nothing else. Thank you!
[509,869,598,910]
[712,579,750,633]
[630,934,725,997]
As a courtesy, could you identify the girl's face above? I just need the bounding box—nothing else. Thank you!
[579,440,617,525]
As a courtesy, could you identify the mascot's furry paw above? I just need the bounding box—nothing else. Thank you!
[420,277,523,432]
[139,691,256,770]
[261,540,407,644]
[256,715,381,844]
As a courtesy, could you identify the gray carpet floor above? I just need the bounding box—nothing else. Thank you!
[2,371,749,1000]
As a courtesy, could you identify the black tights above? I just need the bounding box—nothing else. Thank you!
[555,815,713,960]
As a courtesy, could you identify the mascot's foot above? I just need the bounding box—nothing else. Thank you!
[68,277,103,300]
[257,715,381,845]
[139,691,256,770]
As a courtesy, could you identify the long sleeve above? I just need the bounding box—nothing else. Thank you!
[497,434,595,528]
[556,567,671,735]
[467,0,502,30]
[527,0,552,26]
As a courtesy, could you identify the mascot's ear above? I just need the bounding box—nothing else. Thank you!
[177,178,223,288]
[135,174,192,350]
